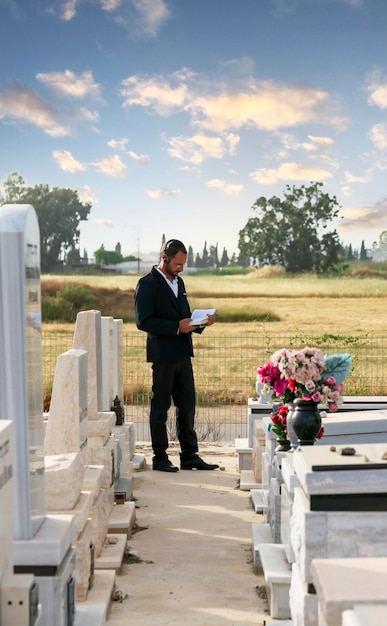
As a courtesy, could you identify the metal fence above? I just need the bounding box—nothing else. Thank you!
[42,331,387,443]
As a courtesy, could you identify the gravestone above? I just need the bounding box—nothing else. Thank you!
[101,316,114,412]
[73,310,103,420]
[0,204,45,538]
[0,421,14,578]
[44,348,88,460]
[0,204,76,626]
[113,319,123,402]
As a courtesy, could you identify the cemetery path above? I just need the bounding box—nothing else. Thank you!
[107,443,269,625]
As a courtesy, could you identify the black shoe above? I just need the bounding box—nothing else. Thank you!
[180,453,219,471]
[152,457,179,472]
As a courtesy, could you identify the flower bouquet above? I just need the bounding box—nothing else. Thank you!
[257,346,352,413]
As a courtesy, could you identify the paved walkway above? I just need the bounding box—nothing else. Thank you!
[107,443,269,625]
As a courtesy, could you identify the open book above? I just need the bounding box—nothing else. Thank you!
[189,308,217,326]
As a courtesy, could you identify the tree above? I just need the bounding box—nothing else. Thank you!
[238,182,342,273]
[220,247,229,267]
[187,245,194,267]
[360,240,368,260]
[202,241,209,267]
[0,172,91,272]
[94,247,123,265]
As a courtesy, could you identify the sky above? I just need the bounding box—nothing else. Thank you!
[1,0,387,262]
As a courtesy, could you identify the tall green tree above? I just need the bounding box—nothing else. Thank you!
[187,245,194,267]
[94,247,123,265]
[238,182,342,273]
[220,247,229,267]
[0,172,91,272]
[360,240,368,260]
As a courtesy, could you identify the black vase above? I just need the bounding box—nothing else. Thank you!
[275,438,291,452]
[287,399,321,446]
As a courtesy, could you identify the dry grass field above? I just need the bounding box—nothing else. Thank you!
[41,270,387,439]
[42,270,387,334]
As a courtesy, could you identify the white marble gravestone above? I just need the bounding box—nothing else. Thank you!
[113,319,123,402]
[101,316,114,412]
[0,204,45,539]
[73,310,103,420]
[0,420,14,579]
[44,348,88,458]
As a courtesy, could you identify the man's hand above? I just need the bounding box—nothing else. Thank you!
[206,313,217,327]
[179,318,195,333]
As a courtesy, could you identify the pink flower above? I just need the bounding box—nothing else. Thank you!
[336,383,343,393]
[325,376,336,386]
[328,402,338,412]
[257,362,280,384]
[311,391,322,403]
[273,377,288,397]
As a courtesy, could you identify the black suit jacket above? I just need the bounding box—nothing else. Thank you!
[134,266,201,363]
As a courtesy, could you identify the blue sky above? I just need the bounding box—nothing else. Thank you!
[1,0,387,261]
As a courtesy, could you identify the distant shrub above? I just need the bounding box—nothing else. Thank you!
[43,284,97,322]
[350,267,387,278]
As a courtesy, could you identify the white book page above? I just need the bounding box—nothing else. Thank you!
[189,309,217,326]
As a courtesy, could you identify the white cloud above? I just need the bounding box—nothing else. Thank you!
[60,0,170,35]
[341,185,351,197]
[121,69,347,134]
[36,70,101,99]
[340,199,387,229]
[76,185,97,204]
[93,154,127,177]
[366,68,387,109]
[102,0,121,10]
[133,0,171,35]
[61,0,77,20]
[369,122,387,150]
[250,161,332,184]
[344,170,372,183]
[79,107,100,123]
[128,150,149,164]
[107,138,128,151]
[166,132,240,164]
[145,188,180,199]
[121,71,191,115]
[89,218,114,227]
[52,149,85,173]
[0,82,70,136]
[206,179,243,195]
[280,133,335,153]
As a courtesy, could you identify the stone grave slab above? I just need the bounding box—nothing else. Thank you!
[311,557,387,626]
[342,604,387,626]
[292,443,387,509]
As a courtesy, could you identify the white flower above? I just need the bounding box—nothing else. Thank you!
[304,380,316,392]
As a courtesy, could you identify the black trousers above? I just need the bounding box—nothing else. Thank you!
[150,357,198,459]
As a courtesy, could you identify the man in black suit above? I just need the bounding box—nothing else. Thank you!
[134,239,219,472]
